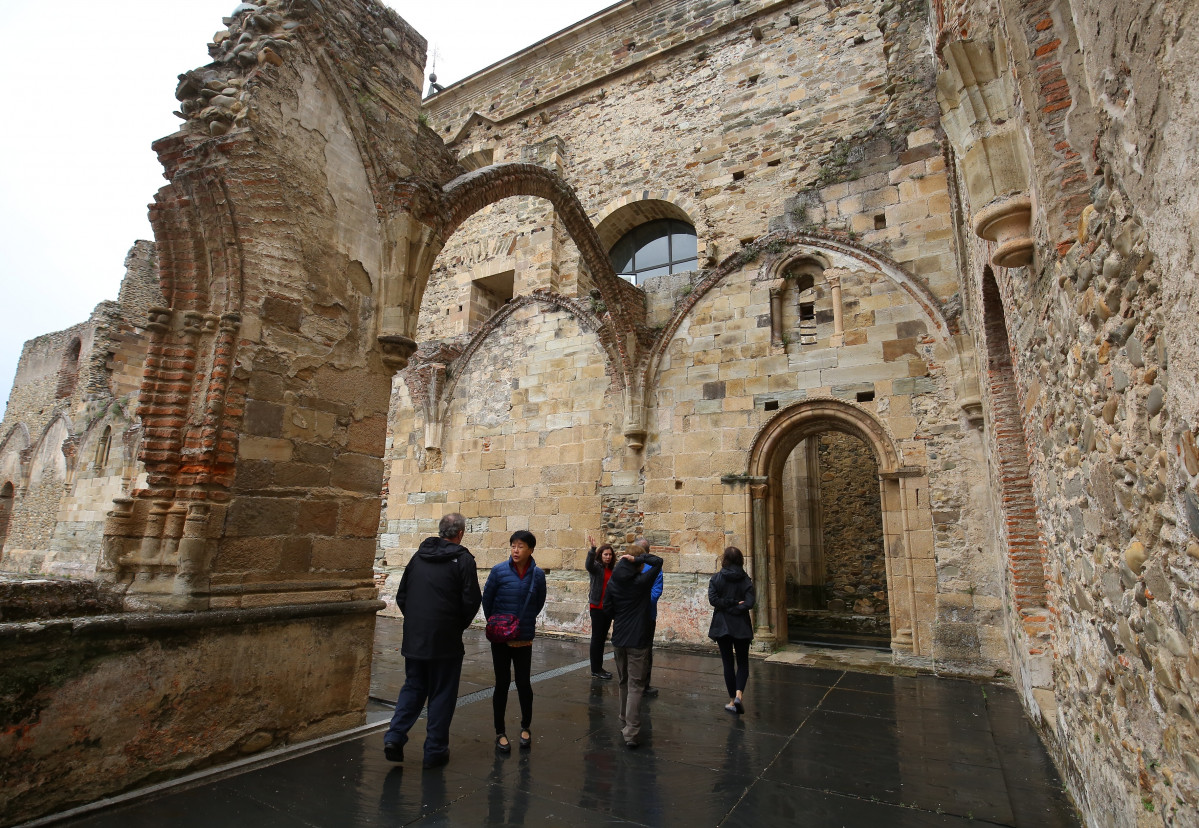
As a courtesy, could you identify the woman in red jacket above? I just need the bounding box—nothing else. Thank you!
[585,533,617,679]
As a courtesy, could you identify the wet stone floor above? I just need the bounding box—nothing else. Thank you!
[58,619,1079,827]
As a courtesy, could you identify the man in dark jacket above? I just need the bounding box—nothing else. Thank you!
[604,547,664,748]
[384,512,481,768]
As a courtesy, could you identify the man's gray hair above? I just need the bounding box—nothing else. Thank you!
[439,512,467,539]
[631,537,651,552]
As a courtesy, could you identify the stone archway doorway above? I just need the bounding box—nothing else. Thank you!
[745,399,932,656]
[781,430,890,649]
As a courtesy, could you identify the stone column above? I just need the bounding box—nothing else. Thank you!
[826,272,845,347]
[750,483,773,640]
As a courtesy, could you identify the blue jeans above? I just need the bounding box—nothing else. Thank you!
[385,656,463,760]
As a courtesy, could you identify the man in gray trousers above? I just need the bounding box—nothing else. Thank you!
[604,543,664,748]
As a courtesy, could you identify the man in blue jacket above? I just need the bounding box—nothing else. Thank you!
[634,537,665,698]
[605,545,664,748]
[384,512,482,768]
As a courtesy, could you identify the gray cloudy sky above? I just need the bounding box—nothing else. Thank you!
[0,0,614,411]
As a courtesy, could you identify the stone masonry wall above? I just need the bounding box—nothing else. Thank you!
[818,431,887,616]
[940,0,1199,823]
[378,0,1006,669]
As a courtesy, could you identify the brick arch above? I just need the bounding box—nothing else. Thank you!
[441,164,614,284]
[980,266,1049,634]
[743,397,932,655]
[438,163,640,385]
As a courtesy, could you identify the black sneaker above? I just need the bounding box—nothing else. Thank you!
[591,670,613,680]
[643,687,660,698]
[384,742,403,763]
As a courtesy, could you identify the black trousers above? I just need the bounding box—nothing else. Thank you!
[589,607,612,672]
[385,656,463,760]
[715,635,751,697]
[491,642,533,735]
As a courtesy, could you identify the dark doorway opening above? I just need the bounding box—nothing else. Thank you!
[781,431,890,649]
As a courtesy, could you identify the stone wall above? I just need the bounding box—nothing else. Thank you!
[374,0,1008,671]
[818,431,887,616]
[0,593,378,826]
[937,0,1199,823]
[0,241,153,577]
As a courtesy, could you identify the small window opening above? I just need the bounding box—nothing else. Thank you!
[468,271,515,331]
[767,159,781,167]
[764,400,780,411]
[856,391,875,403]
[874,214,887,229]
[732,171,746,181]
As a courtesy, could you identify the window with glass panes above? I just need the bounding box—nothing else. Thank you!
[608,219,698,285]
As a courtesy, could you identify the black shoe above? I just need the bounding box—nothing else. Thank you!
[519,729,531,749]
[625,740,639,749]
[733,699,745,714]
[495,734,511,754]
[643,687,660,698]
[591,670,613,680]
[383,742,403,763]
[423,751,450,769]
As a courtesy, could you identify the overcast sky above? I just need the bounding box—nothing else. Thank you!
[0,0,614,413]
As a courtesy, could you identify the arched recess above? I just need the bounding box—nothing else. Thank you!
[593,192,704,253]
[0,424,31,490]
[401,291,609,464]
[55,337,82,400]
[638,230,959,395]
[980,267,1050,649]
[28,414,74,490]
[0,481,13,553]
[744,398,932,654]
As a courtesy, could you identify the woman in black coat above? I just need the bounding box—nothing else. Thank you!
[585,533,616,679]
[708,546,756,714]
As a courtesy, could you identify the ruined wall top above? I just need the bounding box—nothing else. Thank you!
[424,0,830,141]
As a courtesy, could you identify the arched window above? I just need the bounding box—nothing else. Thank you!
[609,219,698,285]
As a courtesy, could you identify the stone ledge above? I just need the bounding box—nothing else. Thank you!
[0,599,385,641]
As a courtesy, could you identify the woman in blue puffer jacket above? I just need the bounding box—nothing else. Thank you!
[482,530,547,752]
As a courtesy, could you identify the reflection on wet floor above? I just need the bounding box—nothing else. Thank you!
[57,618,1079,827]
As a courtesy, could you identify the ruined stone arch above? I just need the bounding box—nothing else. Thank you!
[743,397,933,655]
[28,413,76,489]
[432,163,647,424]
[0,423,31,491]
[639,231,958,393]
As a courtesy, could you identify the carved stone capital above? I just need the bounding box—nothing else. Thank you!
[973,195,1033,268]
[378,334,419,373]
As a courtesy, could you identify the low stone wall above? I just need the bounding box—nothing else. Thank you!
[0,598,379,827]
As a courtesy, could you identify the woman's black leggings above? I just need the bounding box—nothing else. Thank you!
[491,642,533,735]
[716,636,750,698]
[589,607,612,672]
